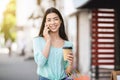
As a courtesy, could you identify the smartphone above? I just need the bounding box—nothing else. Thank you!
[48,27,51,33]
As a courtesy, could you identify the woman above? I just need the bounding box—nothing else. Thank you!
[33,7,74,80]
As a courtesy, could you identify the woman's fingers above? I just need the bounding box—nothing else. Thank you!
[67,56,73,60]
[67,53,73,58]
[44,24,50,32]
[66,53,74,64]
[43,24,51,41]
[44,24,49,33]
[45,23,50,29]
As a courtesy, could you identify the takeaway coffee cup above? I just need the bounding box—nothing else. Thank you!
[63,46,72,61]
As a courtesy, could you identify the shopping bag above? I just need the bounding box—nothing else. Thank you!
[66,69,80,80]
[66,69,90,80]
[74,75,90,80]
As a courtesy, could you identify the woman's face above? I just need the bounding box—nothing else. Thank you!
[45,13,61,33]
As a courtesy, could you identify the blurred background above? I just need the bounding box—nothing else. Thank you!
[0,0,120,80]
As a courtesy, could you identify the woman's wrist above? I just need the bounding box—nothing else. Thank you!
[44,36,51,42]
[70,62,73,67]
[46,39,51,48]
[66,64,73,74]
[46,38,51,43]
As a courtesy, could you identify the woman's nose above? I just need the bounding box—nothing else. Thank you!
[50,19,55,24]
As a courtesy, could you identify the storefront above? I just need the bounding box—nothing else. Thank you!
[73,0,120,80]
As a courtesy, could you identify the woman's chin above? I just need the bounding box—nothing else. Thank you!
[50,30,58,33]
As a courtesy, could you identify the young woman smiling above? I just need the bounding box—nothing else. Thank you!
[33,7,74,80]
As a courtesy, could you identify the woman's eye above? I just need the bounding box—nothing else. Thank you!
[47,19,51,22]
[54,18,58,20]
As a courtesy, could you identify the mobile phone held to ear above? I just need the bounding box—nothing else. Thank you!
[48,27,51,33]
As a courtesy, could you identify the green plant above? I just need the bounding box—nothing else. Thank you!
[0,0,16,42]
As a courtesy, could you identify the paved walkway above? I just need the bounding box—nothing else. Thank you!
[0,54,38,80]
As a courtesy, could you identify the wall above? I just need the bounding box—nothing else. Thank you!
[79,10,91,74]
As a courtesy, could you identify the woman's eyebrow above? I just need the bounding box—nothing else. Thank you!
[46,16,59,19]
[53,16,59,19]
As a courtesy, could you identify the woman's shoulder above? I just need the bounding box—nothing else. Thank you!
[65,40,73,44]
[33,36,44,42]
[64,40,73,47]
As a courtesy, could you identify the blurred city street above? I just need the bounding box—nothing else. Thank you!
[0,54,38,80]
[0,0,120,80]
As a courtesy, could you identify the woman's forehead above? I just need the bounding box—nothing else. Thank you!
[46,13,59,18]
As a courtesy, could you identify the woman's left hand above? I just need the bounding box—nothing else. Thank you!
[66,53,74,65]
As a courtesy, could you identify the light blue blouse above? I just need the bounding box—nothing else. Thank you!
[33,37,73,80]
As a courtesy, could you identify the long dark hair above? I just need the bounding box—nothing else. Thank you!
[38,7,68,41]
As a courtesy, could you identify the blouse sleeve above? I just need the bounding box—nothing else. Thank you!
[33,37,47,67]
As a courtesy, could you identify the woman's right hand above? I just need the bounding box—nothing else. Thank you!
[43,23,51,41]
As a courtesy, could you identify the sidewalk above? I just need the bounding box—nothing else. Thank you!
[0,54,38,80]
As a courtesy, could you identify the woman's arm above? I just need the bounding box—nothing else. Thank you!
[42,23,51,58]
[65,53,74,74]
[33,37,49,67]
[65,63,73,74]
[42,39,51,58]
[33,22,51,66]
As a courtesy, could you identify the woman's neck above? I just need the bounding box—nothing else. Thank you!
[50,32,64,48]
[50,32,61,40]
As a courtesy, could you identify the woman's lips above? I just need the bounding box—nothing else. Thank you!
[50,25,57,30]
